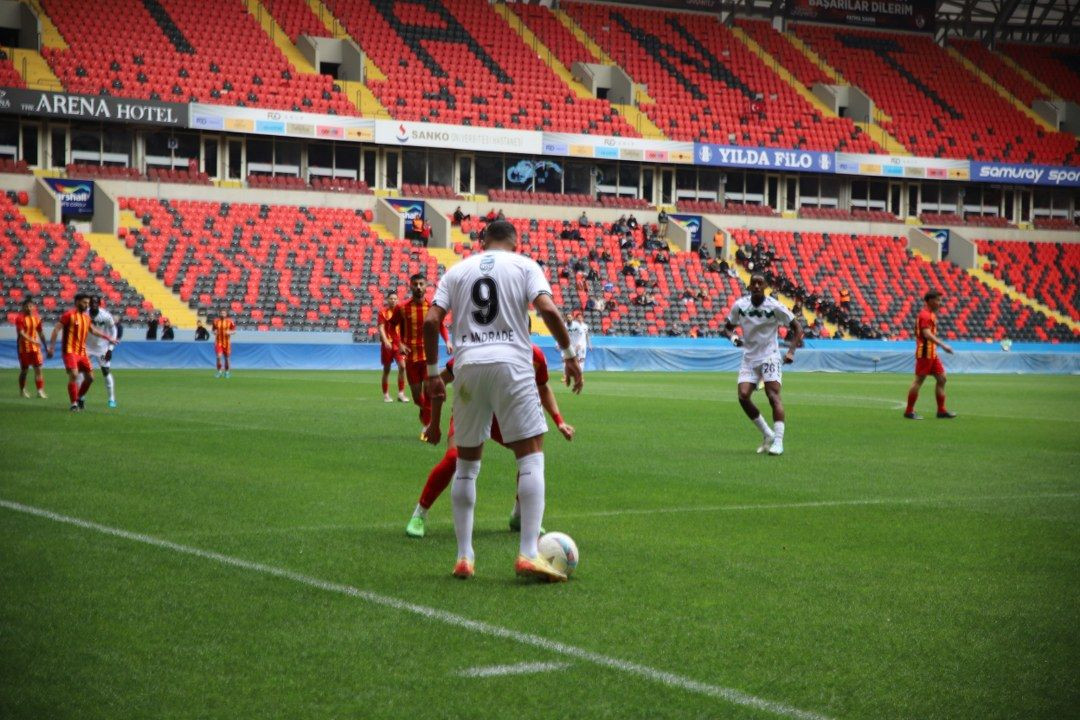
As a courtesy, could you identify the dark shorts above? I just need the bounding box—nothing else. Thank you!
[915,357,945,377]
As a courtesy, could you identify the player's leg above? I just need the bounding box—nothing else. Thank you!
[63,356,80,409]
[763,382,785,455]
[933,368,955,418]
[77,357,94,406]
[495,365,565,582]
[407,431,458,538]
[738,358,774,451]
[381,360,392,402]
[446,365,493,577]
[905,374,927,418]
[100,360,116,407]
[223,349,230,377]
[215,348,223,377]
[396,356,408,402]
[33,363,46,398]
[18,359,29,397]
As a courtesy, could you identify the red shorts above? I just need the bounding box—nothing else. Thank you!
[18,350,43,369]
[215,344,231,357]
[915,357,945,377]
[448,416,505,446]
[63,353,92,374]
[405,360,427,386]
[381,344,404,367]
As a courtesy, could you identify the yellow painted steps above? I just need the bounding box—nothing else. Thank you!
[368,221,396,242]
[301,0,389,116]
[17,205,51,224]
[495,4,592,101]
[731,27,835,118]
[337,78,390,118]
[552,9,655,104]
[245,0,317,74]
[996,52,1058,103]
[9,47,63,91]
[946,47,1055,132]
[84,233,199,328]
[305,0,386,83]
[733,262,838,338]
[23,0,67,50]
[968,262,1080,333]
[426,247,460,270]
[853,121,909,155]
[611,102,666,140]
[785,31,893,124]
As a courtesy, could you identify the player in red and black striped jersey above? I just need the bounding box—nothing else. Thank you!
[13,297,48,398]
[390,274,450,427]
[405,345,574,539]
[904,290,956,420]
[377,291,408,403]
[47,293,120,411]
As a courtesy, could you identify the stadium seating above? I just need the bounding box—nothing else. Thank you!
[488,189,605,207]
[67,163,146,181]
[323,0,639,135]
[798,207,899,222]
[0,50,26,88]
[1032,217,1079,231]
[147,167,213,185]
[950,39,1044,107]
[731,227,1077,342]
[676,200,778,217]
[39,0,355,115]
[0,194,154,325]
[976,239,1080,323]
[919,213,1015,229]
[310,176,372,194]
[0,158,31,175]
[999,43,1080,104]
[734,19,830,89]
[247,174,309,191]
[793,24,1079,163]
[120,197,442,335]
[456,215,743,336]
[399,183,460,200]
[564,2,879,152]
[262,0,333,44]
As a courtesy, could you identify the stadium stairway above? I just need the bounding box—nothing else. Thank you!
[17,204,52,224]
[497,4,665,139]
[996,51,1059,104]
[84,229,199,329]
[966,262,1080,334]
[8,47,63,90]
[552,7,654,106]
[945,47,1056,133]
[777,29,908,155]
[300,0,388,117]
[245,0,318,74]
[24,0,67,50]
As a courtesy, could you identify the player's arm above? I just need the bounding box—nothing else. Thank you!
[535,294,582,394]
[921,325,954,354]
[89,325,118,343]
[439,321,452,354]
[47,321,62,357]
[721,320,744,347]
[422,366,454,445]
[538,382,574,440]
[378,320,392,348]
[784,319,803,364]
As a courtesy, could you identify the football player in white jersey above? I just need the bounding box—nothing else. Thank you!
[422,220,583,582]
[723,274,802,456]
[86,295,119,408]
[566,309,591,370]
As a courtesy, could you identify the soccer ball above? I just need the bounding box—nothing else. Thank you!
[538,532,579,577]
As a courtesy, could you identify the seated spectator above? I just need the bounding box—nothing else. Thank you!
[619,235,634,250]
[680,289,695,304]
[695,285,709,301]
[485,208,498,223]
[657,209,668,237]
[653,248,669,264]
[452,206,469,225]
[621,261,637,277]
[627,214,639,230]
[578,210,590,227]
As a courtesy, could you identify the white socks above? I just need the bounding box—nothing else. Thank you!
[515,453,546,558]
[451,459,481,562]
[752,414,773,438]
[412,504,427,519]
[105,373,115,402]
[774,421,785,441]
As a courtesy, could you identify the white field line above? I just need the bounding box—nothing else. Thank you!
[161,491,1080,539]
[0,499,832,720]
[457,661,571,678]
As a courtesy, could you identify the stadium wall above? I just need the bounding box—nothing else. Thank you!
[3,337,1076,374]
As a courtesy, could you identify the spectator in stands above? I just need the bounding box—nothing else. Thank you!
[452,206,468,226]
[653,247,669,264]
[484,208,498,224]
[657,209,668,238]
[161,318,174,341]
[621,259,637,277]
[146,313,159,340]
[578,210,590,228]
[680,289,695,304]
[619,234,634,250]
[195,319,210,341]
[839,287,851,316]
[627,214,639,231]
[418,221,432,247]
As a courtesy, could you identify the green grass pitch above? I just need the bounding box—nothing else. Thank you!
[1,369,1077,719]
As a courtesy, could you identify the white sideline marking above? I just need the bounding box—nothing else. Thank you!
[458,661,571,678]
[555,492,1080,521]
[0,499,831,720]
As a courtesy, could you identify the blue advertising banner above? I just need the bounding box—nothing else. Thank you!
[669,214,703,248]
[694,143,833,173]
[969,162,1080,187]
[385,197,424,221]
[923,228,950,257]
[44,177,94,215]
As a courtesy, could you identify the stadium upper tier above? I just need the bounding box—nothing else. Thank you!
[14,0,1077,162]
[792,25,1079,164]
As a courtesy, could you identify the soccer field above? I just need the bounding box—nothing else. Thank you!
[1,369,1077,719]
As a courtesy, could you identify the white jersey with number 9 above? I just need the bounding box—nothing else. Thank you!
[433,249,552,370]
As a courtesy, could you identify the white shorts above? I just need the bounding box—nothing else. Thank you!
[452,362,547,447]
[574,343,587,364]
[738,353,782,386]
[89,352,111,369]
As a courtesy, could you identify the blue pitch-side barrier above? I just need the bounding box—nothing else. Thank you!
[2,337,1078,373]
